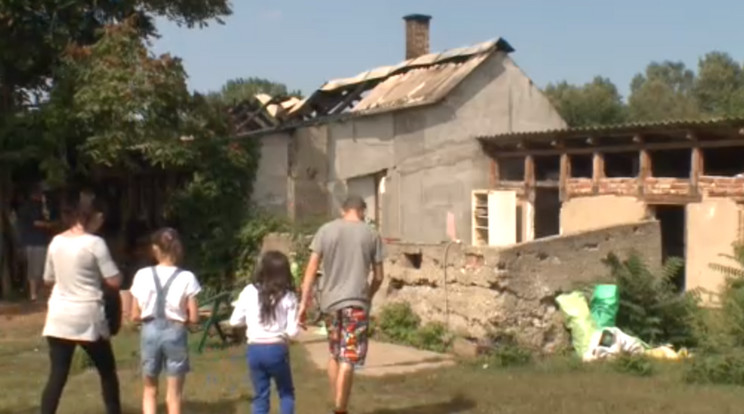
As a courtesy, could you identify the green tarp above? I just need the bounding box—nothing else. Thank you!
[590,284,619,329]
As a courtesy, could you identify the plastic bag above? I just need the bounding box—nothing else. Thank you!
[590,284,619,329]
[583,327,646,362]
[556,292,597,357]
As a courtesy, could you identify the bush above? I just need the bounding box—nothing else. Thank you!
[375,303,451,352]
[376,302,421,344]
[685,351,744,385]
[612,353,655,377]
[71,349,94,374]
[703,243,744,351]
[411,322,451,353]
[603,252,700,347]
[487,344,533,368]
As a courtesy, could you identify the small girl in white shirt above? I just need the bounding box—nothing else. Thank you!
[229,250,299,414]
[130,228,201,414]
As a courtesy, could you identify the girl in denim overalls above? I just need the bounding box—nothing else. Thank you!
[130,228,201,414]
[230,250,299,414]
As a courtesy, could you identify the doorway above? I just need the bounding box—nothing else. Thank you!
[653,205,686,291]
[534,187,561,239]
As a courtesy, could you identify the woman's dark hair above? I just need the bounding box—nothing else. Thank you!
[151,227,184,265]
[254,251,295,324]
[61,191,106,229]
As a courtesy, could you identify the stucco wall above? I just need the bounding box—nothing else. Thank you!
[387,52,567,244]
[256,51,567,237]
[291,125,330,221]
[252,133,290,213]
[373,221,661,351]
[560,195,650,234]
[686,198,742,304]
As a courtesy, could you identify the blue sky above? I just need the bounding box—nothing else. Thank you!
[152,0,744,99]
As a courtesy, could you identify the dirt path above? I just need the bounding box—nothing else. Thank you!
[296,329,455,377]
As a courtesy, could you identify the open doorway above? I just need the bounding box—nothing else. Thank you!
[534,187,560,239]
[653,205,686,291]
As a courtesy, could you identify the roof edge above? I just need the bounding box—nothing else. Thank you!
[477,116,744,143]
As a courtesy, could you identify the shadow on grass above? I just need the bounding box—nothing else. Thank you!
[123,396,248,414]
[367,395,476,414]
[2,397,249,414]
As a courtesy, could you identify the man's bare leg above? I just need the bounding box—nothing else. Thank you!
[334,362,355,413]
[327,357,339,402]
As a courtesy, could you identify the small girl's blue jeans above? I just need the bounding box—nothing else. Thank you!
[246,343,295,414]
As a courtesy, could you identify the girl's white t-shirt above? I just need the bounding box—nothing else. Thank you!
[229,284,299,343]
[130,265,201,322]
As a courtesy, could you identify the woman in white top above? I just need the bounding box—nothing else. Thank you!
[230,250,300,414]
[41,196,122,414]
[130,228,201,414]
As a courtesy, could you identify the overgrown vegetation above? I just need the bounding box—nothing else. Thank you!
[611,353,655,377]
[603,252,699,347]
[374,302,452,353]
[684,243,744,385]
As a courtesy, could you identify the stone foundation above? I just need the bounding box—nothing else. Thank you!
[260,221,661,353]
[372,221,661,352]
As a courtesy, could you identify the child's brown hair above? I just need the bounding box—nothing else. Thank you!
[151,227,184,265]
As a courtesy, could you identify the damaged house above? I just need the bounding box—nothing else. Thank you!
[234,14,566,244]
[234,16,741,348]
[479,119,744,304]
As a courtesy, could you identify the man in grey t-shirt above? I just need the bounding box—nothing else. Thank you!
[298,195,384,414]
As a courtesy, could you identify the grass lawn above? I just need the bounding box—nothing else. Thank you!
[2,307,744,414]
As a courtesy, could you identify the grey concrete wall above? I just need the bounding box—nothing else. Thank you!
[373,221,661,352]
[252,133,291,213]
[389,52,567,244]
[263,51,567,238]
[291,125,331,221]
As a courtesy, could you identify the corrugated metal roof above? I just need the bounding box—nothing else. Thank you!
[352,54,489,113]
[318,39,507,94]
[287,38,513,119]
[477,116,744,143]
[232,37,515,136]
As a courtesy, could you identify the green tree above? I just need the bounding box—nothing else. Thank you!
[694,52,744,117]
[627,61,701,121]
[208,77,302,106]
[544,76,627,127]
[0,1,237,297]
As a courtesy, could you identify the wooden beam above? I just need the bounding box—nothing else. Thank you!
[691,147,703,191]
[486,138,744,158]
[592,152,605,193]
[639,149,651,195]
[524,155,535,187]
[559,153,570,201]
[328,82,368,115]
[489,158,500,188]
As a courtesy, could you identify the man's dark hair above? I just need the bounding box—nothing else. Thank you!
[342,195,366,211]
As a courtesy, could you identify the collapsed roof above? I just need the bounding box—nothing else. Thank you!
[232,38,515,137]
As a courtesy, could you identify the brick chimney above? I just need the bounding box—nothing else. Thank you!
[404,14,431,60]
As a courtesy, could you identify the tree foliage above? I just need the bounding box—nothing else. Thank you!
[543,77,627,127]
[208,77,302,106]
[0,0,293,293]
[628,61,700,121]
[546,51,744,126]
